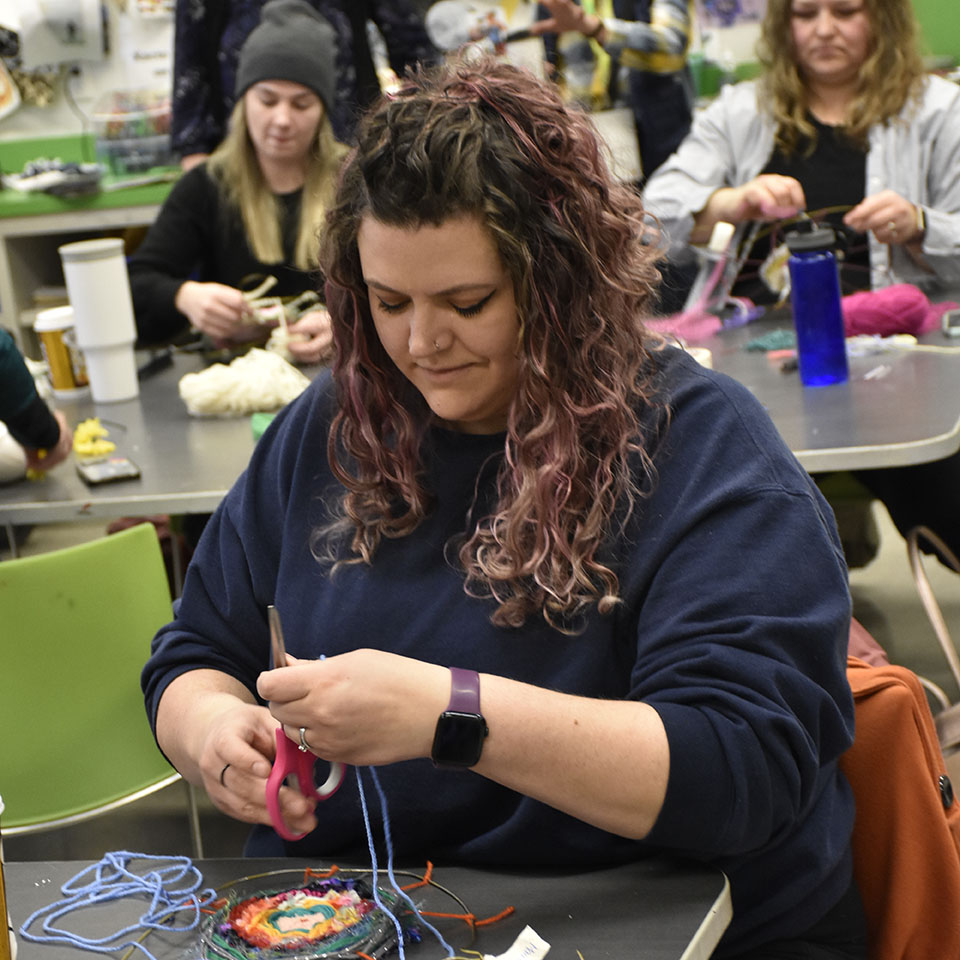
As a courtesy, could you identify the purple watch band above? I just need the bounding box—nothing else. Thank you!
[447,667,481,713]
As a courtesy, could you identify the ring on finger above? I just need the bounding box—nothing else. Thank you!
[888,219,898,235]
[298,726,312,753]
[219,763,231,787]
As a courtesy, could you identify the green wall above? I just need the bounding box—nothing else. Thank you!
[913,0,960,61]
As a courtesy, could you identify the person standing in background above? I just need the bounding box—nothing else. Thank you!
[532,0,694,179]
[171,0,437,171]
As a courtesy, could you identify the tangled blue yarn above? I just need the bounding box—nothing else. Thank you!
[17,851,217,959]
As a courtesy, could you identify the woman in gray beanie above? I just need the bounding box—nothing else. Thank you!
[129,0,348,363]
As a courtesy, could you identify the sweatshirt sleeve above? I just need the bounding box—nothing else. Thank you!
[0,329,60,450]
[128,167,218,345]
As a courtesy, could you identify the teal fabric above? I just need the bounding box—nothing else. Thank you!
[0,328,39,421]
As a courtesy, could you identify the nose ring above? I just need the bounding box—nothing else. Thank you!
[434,339,441,351]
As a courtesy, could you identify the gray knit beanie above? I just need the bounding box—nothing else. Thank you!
[235,0,337,111]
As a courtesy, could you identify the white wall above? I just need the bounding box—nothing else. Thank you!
[0,1,172,142]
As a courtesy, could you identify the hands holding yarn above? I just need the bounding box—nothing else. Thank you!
[285,308,334,364]
[691,174,806,243]
[174,280,261,344]
[257,649,450,768]
[844,190,924,246]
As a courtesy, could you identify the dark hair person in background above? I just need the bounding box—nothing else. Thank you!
[143,57,865,960]
[130,0,348,364]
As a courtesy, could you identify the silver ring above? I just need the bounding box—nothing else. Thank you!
[298,726,311,753]
[219,763,231,787]
[888,219,898,235]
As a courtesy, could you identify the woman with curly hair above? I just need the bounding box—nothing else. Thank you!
[644,0,960,300]
[143,57,865,959]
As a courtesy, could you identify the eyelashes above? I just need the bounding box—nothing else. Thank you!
[375,289,496,317]
[454,290,496,317]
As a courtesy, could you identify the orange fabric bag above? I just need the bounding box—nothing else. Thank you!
[840,656,960,960]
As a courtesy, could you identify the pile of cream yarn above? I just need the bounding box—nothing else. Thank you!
[178,349,310,416]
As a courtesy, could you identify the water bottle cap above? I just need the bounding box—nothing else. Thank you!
[784,225,836,253]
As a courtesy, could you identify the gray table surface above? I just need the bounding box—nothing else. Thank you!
[6,856,731,960]
[7,317,954,528]
[0,354,267,526]
[704,315,960,473]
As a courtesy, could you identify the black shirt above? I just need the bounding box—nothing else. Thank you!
[732,116,871,304]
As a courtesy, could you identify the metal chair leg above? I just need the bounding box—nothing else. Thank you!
[185,781,205,860]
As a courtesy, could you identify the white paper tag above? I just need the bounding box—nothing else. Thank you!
[483,924,550,960]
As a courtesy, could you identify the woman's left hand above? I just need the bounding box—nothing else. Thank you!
[285,309,334,364]
[844,190,924,246]
[256,649,449,767]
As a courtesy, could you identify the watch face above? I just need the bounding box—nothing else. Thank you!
[432,710,487,768]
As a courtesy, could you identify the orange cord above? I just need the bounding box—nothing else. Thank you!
[400,860,435,891]
[419,905,516,930]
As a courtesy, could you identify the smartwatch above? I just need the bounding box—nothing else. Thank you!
[431,667,488,769]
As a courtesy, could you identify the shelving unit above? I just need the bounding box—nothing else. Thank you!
[0,159,175,356]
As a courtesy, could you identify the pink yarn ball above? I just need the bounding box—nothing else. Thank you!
[842,284,958,337]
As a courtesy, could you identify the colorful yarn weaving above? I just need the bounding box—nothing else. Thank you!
[201,876,400,960]
[227,885,374,948]
[842,284,959,338]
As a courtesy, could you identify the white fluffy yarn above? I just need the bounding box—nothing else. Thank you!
[178,348,310,416]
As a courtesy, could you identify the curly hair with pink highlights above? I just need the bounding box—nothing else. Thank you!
[317,56,666,632]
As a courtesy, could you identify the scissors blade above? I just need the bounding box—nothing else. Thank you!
[267,604,287,669]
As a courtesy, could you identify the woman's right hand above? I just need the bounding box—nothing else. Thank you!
[25,409,72,471]
[174,280,254,341]
[692,175,807,242]
[199,700,318,834]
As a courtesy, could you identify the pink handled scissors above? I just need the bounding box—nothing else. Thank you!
[264,604,345,841]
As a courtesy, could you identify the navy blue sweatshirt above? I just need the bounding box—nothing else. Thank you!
[142,346,855,957]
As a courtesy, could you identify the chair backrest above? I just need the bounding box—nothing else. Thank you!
[840,656,960,960]
[0,523,178,832]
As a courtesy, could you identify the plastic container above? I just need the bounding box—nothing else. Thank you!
[92,89,173,176]
[785,226,849,387]
[33,305,89,399]
[59,238,139,402]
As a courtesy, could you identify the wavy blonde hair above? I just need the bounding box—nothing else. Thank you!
[317,57,667,633]
[207,98,348,270]
[758,0,926,153]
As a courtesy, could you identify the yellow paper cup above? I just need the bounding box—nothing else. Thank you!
[34,305,89,399]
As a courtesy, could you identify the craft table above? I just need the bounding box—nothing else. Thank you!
[703,316,960,473]
[5,856,732,960]
[0,353,262,552]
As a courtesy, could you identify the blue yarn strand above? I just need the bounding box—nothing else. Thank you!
[18,851,217,959]
[368,766,456,958]
[355,766,407,959]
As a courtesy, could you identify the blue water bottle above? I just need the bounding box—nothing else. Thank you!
[785,226,849,387]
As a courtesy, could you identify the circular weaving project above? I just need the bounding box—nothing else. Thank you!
[200,876,404,959]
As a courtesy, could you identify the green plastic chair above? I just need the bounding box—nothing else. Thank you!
[0,522,202,854]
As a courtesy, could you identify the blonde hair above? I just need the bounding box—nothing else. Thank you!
[758,0,926,153]
[207,99,348,270]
